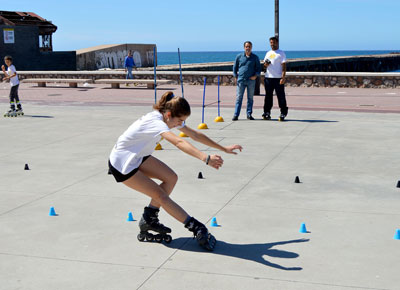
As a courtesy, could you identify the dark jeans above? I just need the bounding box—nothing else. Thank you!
[263,78,288,115]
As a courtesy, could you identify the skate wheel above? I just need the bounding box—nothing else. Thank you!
[137,233,146,242]
[146,234,154,242]
[155,235,163,243]
[164,235,172,243]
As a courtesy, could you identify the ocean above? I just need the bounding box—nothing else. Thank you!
[157,50,400,70]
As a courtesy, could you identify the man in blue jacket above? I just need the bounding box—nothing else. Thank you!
[232,41,261,121]
[124,51,136,81]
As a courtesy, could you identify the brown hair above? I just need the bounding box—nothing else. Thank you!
[153,91,191,118]
[4,55,13,62]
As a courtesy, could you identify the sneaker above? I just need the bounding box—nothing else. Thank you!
[247,114,255,120]
[262,113,271,120]
[278,114,286,121]
[232,116,238,121]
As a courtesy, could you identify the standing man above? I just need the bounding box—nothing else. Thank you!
[262,36,288,121]
[232,41,261,121]
[124,51,136,84]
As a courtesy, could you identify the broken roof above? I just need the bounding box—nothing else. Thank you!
[0,10,57,34]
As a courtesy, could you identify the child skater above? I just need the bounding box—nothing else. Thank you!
[108,91,242,251]
[2,56,23,117]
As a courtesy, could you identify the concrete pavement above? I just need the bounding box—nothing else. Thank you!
[0,83,399,289]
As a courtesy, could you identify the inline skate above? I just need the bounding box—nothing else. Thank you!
[137,207,172,243]
[4,109,17,117]
[185,217,216,251]
[15,108,24,116]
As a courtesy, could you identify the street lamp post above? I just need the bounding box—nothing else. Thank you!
[275,0,279,40]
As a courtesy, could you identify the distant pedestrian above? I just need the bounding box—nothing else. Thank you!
[232,41,261,121]
[262,37,288,121]
[124,51,136,85]
[2,55,23,117]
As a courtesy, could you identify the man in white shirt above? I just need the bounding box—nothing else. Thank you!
[262,37,288,121]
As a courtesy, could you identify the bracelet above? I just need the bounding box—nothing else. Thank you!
[205,155,210,165]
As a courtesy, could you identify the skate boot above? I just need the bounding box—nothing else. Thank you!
[278,113,286,122]
[4,109,17,117]
[262,112,271,120]
[137,207,172,243]
[185,217,216,251]
[16,107,24,116]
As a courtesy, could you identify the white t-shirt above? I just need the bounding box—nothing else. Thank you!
[264,49,286,78]
[7,65,19,87]
[109,110,184,174]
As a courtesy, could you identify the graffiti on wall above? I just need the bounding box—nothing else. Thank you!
[94,50,143,69]
[146,50,155,66]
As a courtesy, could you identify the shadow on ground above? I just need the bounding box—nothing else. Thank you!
[164,237,309,270]
[24,115,54,118]
[248,119,338,123]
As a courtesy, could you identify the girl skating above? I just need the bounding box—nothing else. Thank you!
[108,91,242,251]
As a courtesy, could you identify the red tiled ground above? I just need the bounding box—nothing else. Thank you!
[1,83,399,113]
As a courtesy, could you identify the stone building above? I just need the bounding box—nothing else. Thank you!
[0,10,75,70]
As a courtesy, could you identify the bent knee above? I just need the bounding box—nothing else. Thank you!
[169,172,178,185]
[161,171,178,186]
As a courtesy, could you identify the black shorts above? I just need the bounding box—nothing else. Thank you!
[108,155,150,183]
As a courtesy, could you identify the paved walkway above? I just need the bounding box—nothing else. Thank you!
[0,83,399,289]
[1,83,400,114]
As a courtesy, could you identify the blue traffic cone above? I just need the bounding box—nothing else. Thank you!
[49,207,57,216]
[210,217,219,227]
[394,229,400,240]
[126,212,134,222]
[299,223,307,233]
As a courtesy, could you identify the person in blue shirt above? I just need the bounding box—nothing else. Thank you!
[124,51,136,81]
[232,41,261,121]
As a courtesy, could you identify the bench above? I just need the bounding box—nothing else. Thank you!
[94,79,173,89]
[22,78,93,88]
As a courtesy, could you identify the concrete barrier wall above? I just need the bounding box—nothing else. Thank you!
[17,71,400,88]
[76,44,156,70]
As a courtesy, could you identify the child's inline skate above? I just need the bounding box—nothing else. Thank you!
[15,107,24,116]
[137,207,172,243]
[185,217,216,251]
[4,109,17,117]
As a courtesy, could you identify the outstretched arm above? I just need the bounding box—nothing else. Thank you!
[179,125,242,154]
[161,131,224,169]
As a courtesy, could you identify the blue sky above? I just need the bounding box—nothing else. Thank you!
[2,0,400,52]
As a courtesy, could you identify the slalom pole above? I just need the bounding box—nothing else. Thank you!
[154,46,162,149]
[214,75,224,122]
[178,48,189,137]
[198,77,208,129]
[153,46,157,104]
[178,48,184,98]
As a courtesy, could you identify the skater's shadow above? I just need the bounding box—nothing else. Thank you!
[24,115,54,118]
[164,237,309,271]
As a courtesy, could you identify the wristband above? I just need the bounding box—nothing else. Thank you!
[205,155,210,165]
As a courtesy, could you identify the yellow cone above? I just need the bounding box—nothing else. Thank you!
[198,123,208,129]
[179,132,188,137]
[155,143,163,150]
[214,116,224,122]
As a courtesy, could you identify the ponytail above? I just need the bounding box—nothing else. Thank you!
[153,91,191,117]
